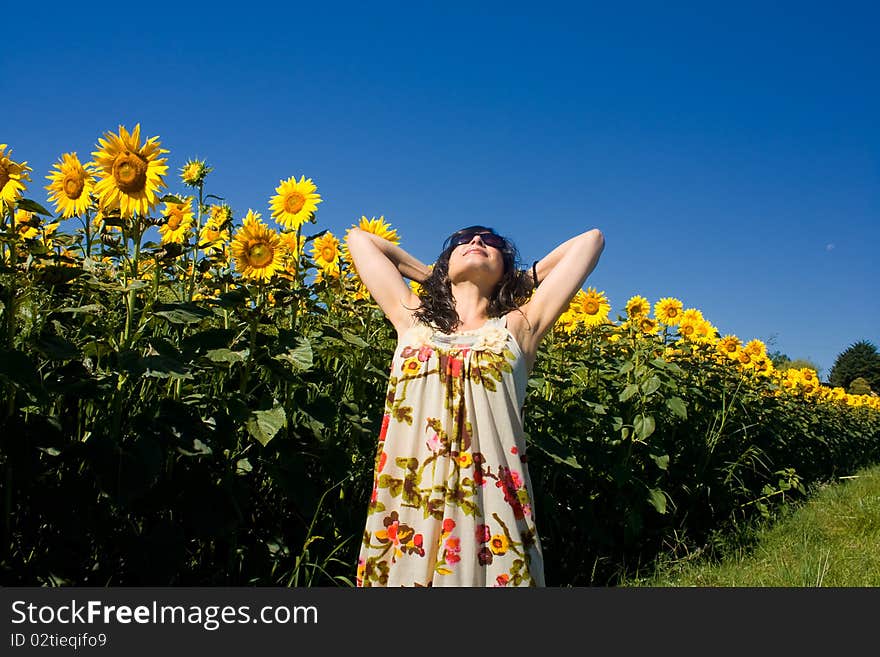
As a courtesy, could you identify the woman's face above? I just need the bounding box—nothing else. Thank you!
[446,229,506,287]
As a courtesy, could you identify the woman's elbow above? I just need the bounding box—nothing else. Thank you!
[346,227,365,246]
[586,228,605,249]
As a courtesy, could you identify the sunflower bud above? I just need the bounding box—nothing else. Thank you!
[180,159,212,187]
[208,203,233,229]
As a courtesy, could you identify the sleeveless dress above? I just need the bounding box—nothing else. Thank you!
[356,314,545,587]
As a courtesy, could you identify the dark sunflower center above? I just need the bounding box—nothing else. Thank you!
[63,173,85,199]
[583,300,599,314]
[0,162,9,189]
[248,242,274,267]
[321,246,335,261]
[284,192,306,214]
[167,211,183,231]
[112,151,148,193]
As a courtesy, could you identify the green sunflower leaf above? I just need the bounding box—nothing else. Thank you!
[246,405,287,447]
[16,198,54,216]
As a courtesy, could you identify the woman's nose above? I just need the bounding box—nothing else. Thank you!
[469,234,485,245]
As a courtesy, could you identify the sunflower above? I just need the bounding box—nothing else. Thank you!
[207,203,233,228]
[716,335,742,359]
[342,215,399,266]
[680,308,704,324]
[571,287,611,327]
[654,297,683,326]
[743,339,767,359]
[158,199,195,244]
[346,276,372,302]
[693,319,717,343]
[15,210,60,252]
[637,316,659,335]
[736,350,754,368]
[555,305,579,334]
[311,231,341,277]
[270,175,322,230]
[180,158,212,187]
[14,209,40,239]
[91,124,169,217]
[752,355,774,377]
[0,144,32,206]
[45,152,96,218]
[199,221,230,254]
[798,367,818,383]
[625,295,651,319]
[677,317,700,340]
[231,210,284,281]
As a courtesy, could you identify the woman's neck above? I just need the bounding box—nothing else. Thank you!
[450,282,492,329]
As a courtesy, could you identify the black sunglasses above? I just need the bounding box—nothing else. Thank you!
[450,229,505,250]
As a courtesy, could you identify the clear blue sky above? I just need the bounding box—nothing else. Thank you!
[5,1,878,379]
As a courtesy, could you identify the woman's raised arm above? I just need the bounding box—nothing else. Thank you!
[517,228,606,351]
[345,228,432,334]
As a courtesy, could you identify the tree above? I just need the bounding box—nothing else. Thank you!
[768,350,791,369]
[829,340,880,392]
[847,377,873,395]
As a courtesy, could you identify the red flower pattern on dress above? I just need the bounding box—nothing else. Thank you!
[444,536,461,564]
[496,466,526,519]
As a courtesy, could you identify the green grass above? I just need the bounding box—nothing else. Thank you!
[623,464,880,587]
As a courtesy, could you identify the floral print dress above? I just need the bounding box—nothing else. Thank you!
[357,314,545,587]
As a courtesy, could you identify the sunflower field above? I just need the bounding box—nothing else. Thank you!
[1,127,879,586]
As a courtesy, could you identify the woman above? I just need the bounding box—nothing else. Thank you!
[346,224,605,586]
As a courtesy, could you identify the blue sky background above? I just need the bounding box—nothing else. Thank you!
[5,1,878,379]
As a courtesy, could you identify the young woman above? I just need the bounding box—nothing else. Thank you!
[346,224,605,586]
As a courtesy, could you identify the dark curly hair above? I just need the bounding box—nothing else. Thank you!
[412,225,534,333]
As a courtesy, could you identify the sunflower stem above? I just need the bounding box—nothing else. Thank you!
[4,201,17,353]
[290,225,303,333]
[123,215,143,348]
[188,185,204,302]
[239,284,262,395]
[83,209,93,260]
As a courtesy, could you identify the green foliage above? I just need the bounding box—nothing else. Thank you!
[848,377,873,395]
[624,463,880,586]
[1,198,879,587]
[829,339,880,392]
